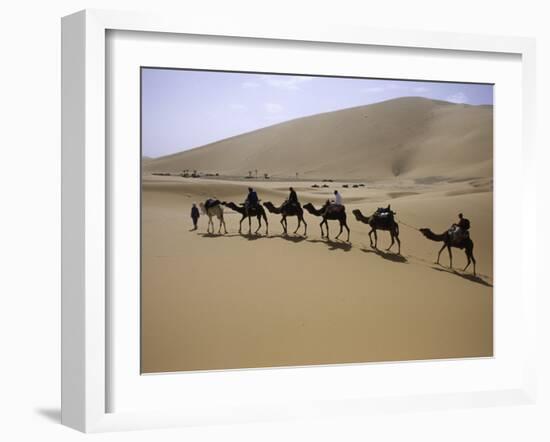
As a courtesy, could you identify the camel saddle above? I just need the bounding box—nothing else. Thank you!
[374,208,395,223]
[204,199,221,210]
[326,204,345,214]
[449,226,469,243]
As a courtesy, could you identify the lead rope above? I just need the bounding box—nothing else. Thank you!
[395,217,421,232]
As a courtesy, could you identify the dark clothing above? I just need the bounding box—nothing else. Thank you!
[288,190,298,204]
[458,217,470,231]
[191,206,200,229]
[246,191,259,207]
[449,217,470,242]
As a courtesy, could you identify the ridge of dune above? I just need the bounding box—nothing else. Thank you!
[144,97,493,180]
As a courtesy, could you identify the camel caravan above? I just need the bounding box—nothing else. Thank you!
[196,187,477,275]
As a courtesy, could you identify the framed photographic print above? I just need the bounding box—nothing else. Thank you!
[61,9,538,433]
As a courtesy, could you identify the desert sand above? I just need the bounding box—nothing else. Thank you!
[141,97,493,373]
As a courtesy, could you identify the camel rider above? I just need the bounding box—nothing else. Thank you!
[333,190,343,206]
[322,190,343,217]
[286,187,299,209]
[244,187,259,212]
[450,213,470,240]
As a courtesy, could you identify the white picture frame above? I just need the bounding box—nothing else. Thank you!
[61,9,538,433]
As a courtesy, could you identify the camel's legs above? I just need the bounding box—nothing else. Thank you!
[319,220,326,238]
[448,246,453,269]
[395,233,401,255]
[464,249,477,276]
[386,232,395,251]
[368,229,374,247]
[238,215,245,234]
[302,217,308,236]
[335,221,343,240]
[248,215,252,234]
[255,216,261,234]
[436,243,446,264]
[293,216,300,234]
[373,230,378,249]
[264,216,269,235]
[280,217,286,234]
[344,223,350,242]
[222,218,227,234]
[463,253,471,272]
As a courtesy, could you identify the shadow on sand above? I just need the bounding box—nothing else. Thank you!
[198,232,240,238]
[240,232,270,241]
[360,247,408,263]
[198,231,308,243]
[307,238,352,251]
[431,266,493,287]
[271,233,308,243]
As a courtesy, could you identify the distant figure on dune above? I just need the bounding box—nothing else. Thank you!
[199,198,227,235]
[190,203,200,230]
[420,213,476,275]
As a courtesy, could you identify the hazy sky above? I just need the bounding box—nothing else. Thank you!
[141,68,493,158]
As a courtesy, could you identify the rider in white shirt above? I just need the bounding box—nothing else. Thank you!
[334,190,343,206]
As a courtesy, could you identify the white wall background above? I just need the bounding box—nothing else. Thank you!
[0,1,548,440]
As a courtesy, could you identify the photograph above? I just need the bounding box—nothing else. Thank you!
[140,68,493,374]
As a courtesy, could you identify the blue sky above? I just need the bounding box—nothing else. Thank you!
[141,69,493,158]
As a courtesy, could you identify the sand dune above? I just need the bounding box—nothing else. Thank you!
[141,176,493,373]
[144,97,493,180]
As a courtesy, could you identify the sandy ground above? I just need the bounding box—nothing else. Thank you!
[141,175,493,373]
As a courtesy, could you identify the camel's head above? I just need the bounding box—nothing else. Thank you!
[419,228,436,240]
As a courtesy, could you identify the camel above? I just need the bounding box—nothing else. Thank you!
[263,201,307,236]
[222,202,269,235]
[419,228,476,275]
[199,200,227,234]
[352,209,401,254]
[303,202,350,241]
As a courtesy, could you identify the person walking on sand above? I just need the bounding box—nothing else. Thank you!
[190,203,200,230]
